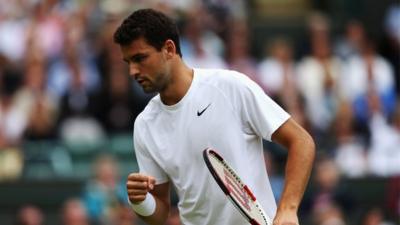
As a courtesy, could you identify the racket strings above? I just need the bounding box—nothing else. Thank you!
[206,150,271,225]
[218,157,269,224]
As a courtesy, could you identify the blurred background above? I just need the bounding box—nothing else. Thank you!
[0,0,399,224]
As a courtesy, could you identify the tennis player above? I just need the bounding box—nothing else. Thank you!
[114,8,315,225]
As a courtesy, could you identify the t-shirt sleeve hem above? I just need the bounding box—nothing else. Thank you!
[265,114,291,141]
[155,177,169,185]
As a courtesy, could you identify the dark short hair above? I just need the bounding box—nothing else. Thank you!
[113,8,182,57]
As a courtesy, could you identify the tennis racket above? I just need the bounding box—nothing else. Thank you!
[203,148,272,225]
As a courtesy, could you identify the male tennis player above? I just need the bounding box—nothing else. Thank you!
[114,9,315,225]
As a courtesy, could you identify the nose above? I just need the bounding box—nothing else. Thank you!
[129,63,140,78]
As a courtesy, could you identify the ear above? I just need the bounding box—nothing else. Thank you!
[163,39,176,59]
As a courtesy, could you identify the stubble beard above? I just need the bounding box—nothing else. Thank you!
[141,72,170,94]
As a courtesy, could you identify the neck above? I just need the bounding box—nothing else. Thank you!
[160,60,193,105]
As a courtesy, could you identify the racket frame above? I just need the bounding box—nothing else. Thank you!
[203,148,271,225]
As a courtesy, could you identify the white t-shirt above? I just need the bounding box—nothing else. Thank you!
[133,68,290,225]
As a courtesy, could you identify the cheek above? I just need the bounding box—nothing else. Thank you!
[144,57,163,74]
[151,60,168,78]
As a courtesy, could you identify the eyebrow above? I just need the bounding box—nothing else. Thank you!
[123,52,149,63]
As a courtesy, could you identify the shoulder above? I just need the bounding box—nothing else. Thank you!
[195,68,265,107]
[134,95,162,128]
[195,68,254,90]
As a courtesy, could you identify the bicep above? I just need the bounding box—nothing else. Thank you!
[271,118,312,149]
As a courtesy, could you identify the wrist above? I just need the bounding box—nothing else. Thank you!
[130,193,156,216]
[277,202,299,212]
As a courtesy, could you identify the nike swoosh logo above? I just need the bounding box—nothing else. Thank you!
[197,103,211,116]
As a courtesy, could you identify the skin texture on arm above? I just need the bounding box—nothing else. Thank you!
[271,118,316,225]
[126,174,171,225]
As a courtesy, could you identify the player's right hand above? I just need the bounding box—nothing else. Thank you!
[126,173,156,204]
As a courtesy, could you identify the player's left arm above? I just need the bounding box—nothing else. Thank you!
[271,118,315,225]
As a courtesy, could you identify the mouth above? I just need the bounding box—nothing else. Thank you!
[136,78,146,85]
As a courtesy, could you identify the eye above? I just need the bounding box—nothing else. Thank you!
[132,55,148,63]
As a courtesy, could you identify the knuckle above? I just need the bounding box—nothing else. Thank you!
[128,173,149,181]
[128,173,140,179]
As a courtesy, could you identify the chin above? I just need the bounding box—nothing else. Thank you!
[142,87,157,94]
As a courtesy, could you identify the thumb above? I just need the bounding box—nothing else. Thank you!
[148,176,156,190]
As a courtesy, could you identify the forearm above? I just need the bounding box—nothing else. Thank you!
[136,195,170,225]
[278,135,315,212]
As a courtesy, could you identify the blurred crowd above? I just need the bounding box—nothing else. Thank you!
[0,0,399,225]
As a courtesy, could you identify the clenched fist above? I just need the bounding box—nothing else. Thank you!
[126,173,156,204]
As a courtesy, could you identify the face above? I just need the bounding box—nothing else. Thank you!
[121,37,171,93]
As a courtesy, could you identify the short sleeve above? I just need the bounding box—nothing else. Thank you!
[232,72,290,141]
[133,119,169,184]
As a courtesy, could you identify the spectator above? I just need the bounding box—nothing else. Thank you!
[82,154,128,225]
[55,38,104,147]
[312,204,346,225]
[16,55,58,140]
[0,8,28,62]
[304,157,356,216]
[382,3,400,94]
[225,19,259,82]
[384,3,400,44]
[0,146,23,181]
[334,20,366,60]
[91,63,142,133]
[368,98,400,177]
[112,203,140,225]
[92,17,153,132]
[297,12,343,134]
[361,207,395,225]
[46,9,100,101]
[180,6,227,69]
[61,198,90,225]
[333,101,368,178]
[14,204,45,225]
[25,0,65,61]
[342,37,396,124]
[0,67,27,147]
[258,37,307,127]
